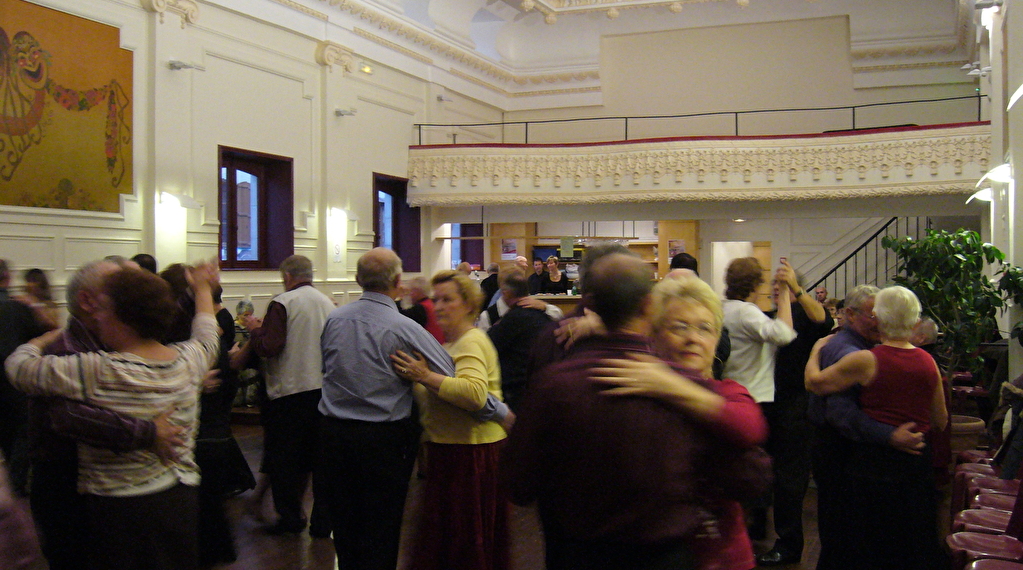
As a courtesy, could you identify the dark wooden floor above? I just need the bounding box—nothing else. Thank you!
[215,424,824,570]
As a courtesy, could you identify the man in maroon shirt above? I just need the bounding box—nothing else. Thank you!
[504,254,712,570]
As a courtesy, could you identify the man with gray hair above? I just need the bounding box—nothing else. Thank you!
[239,254,335,535]
[318,247,509,570]
[28,258,181,570]
[808,284,926,570]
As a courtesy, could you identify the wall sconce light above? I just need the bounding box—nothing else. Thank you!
[167,60,196,71]
[436,94,454,103]
[966,188,994,204]
[977,163,1012,186]
[359,62,373,74]
[334,108,357,117]
[161,191,201,209]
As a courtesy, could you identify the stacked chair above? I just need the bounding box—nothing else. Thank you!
[948,459,1023,569]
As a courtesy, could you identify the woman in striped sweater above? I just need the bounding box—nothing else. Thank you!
[4,263,220,570]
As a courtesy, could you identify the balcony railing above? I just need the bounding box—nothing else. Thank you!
[413,94,985,146]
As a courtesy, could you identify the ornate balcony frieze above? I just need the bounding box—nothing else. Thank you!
[407,124,990,206]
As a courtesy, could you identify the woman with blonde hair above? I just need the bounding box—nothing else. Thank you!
[391,269,509,570]
[589,274,769,570]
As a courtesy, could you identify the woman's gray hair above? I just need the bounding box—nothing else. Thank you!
[874,286,921,341]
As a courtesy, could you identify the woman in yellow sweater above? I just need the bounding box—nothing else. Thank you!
[391,270,509,570]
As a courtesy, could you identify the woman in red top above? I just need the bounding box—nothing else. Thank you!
[584,273,769,570]
[805,285,948,570]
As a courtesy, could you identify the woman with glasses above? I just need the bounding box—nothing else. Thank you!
[584,274,770,570]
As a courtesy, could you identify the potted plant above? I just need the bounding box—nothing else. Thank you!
[882,229,1023,374]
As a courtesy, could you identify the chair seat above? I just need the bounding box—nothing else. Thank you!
[970,478,1021,498]
[959,449,996,465]
[969,560,1023,569]
[960,464,1001,477]
[956,509,1013,534]
[972,493,1016,512]
[947,532,1023,562]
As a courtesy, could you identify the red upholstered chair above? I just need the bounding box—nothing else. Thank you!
[968,560,1023,569]
[957,451,996,466]
[956,476,1021,515]
[956,509,1014,534]
[973,493,1017,512]
[948,482,1023,570]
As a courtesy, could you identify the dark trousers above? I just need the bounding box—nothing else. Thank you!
[759,395,812,556]
[319,415,419,570]
[87,483,199,570]
[30,457,91,570]
[811,425,856,570]
[262,389,322,529]
[544,533,695,570]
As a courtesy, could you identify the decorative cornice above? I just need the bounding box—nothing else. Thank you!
[448,68,601,97]
[140,0,198,28]
[319,0,598,88]
[408,182,976,206]
[854,60,969,73]
[851,42,960,61]
[354,28,433,65]
[407,124,990,206]
[268,0,328,20]
[315,40,355,72]
[523,0,737,17]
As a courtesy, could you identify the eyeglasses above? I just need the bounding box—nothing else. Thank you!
[852,308,877,320]
[664,321,718,339]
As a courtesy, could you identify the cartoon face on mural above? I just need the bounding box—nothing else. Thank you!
[0,3,133,213]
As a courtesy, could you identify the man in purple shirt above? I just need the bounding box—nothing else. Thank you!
[808,284,924,570]
[505,253,712,570]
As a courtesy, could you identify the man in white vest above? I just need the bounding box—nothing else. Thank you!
[240,255,335,535]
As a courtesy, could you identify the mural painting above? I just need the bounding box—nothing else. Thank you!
[0,0,132,213]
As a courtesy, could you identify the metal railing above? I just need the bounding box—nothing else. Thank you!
[413,94,984,146]
[810,217,930,301]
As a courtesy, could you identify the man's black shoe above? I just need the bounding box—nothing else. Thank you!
[756,548,801,566]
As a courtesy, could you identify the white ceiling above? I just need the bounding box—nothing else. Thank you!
[381,0,975,74]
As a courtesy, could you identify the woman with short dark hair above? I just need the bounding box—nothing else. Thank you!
[5,264,220,570]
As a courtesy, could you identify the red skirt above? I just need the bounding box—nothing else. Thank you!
[412,440,510,570]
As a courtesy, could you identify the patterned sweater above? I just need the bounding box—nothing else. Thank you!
[5,314,219,496]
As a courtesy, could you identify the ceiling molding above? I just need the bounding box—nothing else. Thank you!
[140,0,199,27]
[268,0,328,20]
[354,28,434,64]
[315,40,355,71]
[319,0,599,89]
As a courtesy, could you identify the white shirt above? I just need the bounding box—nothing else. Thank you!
[476,296,564,332]
[721,298,797,403]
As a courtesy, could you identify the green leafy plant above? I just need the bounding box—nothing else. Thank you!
[882,229,1023,374]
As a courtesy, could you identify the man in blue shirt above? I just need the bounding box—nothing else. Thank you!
[808,284,924,570]
[318,248,508,570]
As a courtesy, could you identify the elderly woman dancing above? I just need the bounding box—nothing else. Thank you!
[588,274,769,570]
[391,269,509,570]
[5,263,220,570]
[805,285,948,570]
